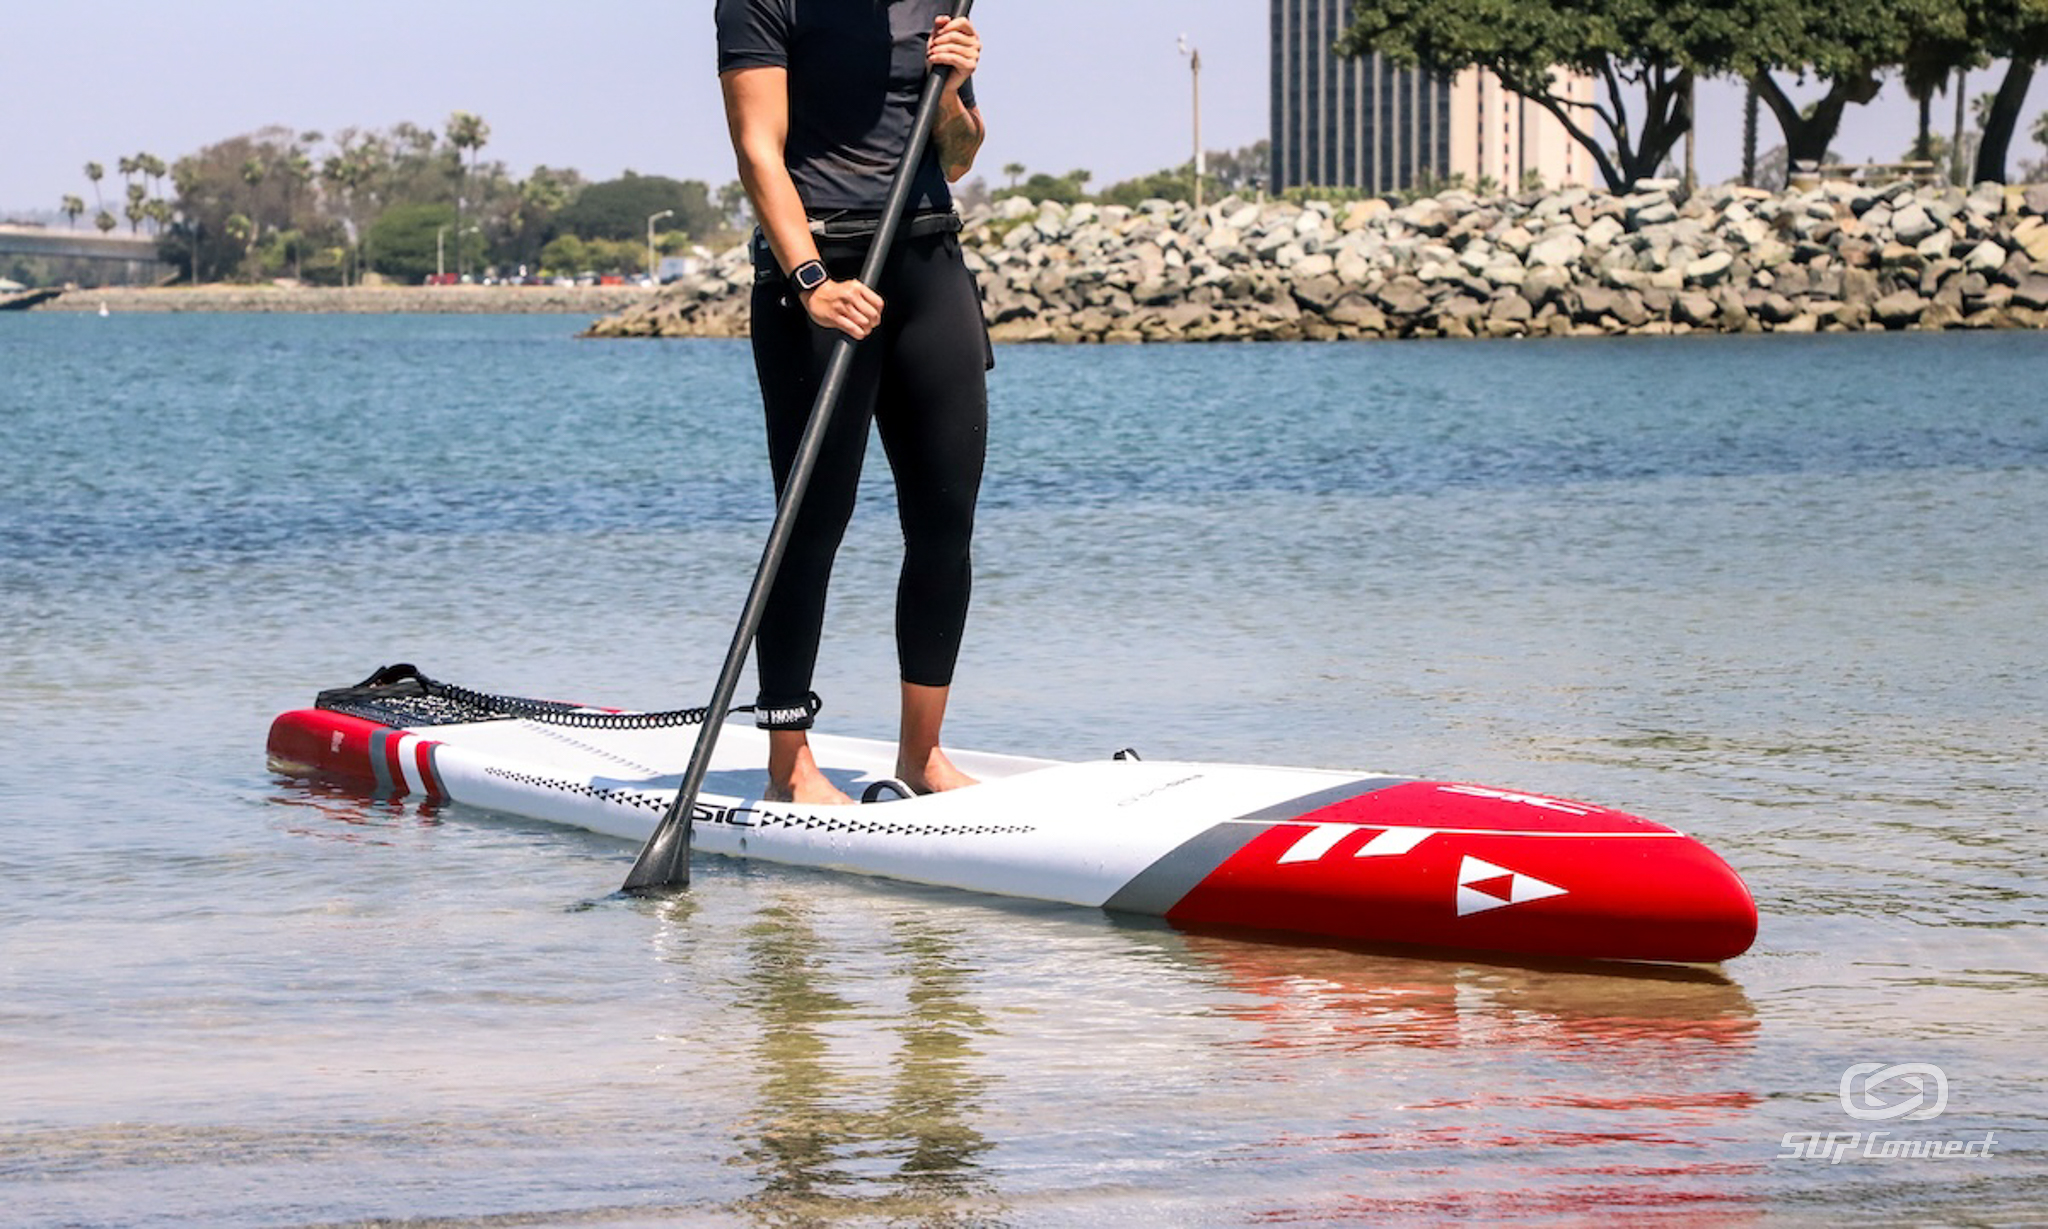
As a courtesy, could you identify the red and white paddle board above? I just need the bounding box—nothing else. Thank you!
[267,672,1757,963]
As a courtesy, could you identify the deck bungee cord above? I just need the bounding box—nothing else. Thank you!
[317,662,817,733]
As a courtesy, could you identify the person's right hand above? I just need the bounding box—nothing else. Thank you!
[801,278,884,340]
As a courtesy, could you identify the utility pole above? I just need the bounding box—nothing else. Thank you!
[436,224,478,282]
[1179,35,1203,210]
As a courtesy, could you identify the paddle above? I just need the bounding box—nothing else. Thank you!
[623,0,976,893]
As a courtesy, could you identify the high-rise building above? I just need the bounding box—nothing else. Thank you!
[1270,0,1594,194]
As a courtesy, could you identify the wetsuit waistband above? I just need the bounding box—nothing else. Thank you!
[751,212,964,282]
[807,209,963,241]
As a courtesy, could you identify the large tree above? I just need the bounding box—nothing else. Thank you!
[165,130,288,280]
[1967,0,2048,182]
[554,173,720,242]
[365,201,460,283]
[1208,140,1272,195]
[500,165,583,272]
[1738,0,1967,177]
[1337,0,1745,190]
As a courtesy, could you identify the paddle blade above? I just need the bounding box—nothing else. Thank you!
[620,813,691,893]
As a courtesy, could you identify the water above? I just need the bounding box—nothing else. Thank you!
[1,314,2043,1227]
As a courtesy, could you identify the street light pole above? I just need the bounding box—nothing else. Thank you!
[436,223,478,282]
[1179,36,1203,211]
[647,209,676,282]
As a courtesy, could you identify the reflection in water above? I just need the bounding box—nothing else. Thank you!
[666,885,1763,1226]
[729,899,1002,1228]
[1165,933,1764,1224]
[1178,931,1758,1055]
[265,777,444,845]
[882,918,998,1206]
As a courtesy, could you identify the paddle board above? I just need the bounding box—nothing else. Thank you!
[267,668,1757,963]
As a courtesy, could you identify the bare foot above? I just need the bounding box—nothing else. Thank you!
[764,774,854,806]
[766,737,853,806]
[896,746,979,795]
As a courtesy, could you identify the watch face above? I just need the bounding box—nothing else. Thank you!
[794,261,827,291]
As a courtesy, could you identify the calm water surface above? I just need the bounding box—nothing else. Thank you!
[1,314,2044,1226]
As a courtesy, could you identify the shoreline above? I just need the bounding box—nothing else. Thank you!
[29,283,650,315]
[24,179,2048,340]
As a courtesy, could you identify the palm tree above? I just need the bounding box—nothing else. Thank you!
[85,162,105,212]
[322,150,371,285]
[125,183,147,234]
[447,111,491,278]
[1901,41,1960,170]
[226,213,255,278]
[95,210,117,235]
[1003,162,1025,190]
[61,194,85,229]
[502,166,574,269]
[1908,80,1937,164]
[138,153,168,209]
[278,148,313,276]
[241,158,266,247]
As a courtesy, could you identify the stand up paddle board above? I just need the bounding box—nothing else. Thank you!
[267,667,1757,963]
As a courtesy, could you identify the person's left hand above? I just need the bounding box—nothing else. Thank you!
[928,15,980,88]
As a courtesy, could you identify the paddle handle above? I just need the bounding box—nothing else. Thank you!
[624,0,975,893]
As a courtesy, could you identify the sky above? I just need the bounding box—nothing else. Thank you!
[6,0,2044,218]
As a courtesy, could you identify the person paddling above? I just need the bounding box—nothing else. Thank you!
[716,1,990,804]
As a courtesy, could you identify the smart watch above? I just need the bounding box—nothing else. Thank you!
[790,259,828,293]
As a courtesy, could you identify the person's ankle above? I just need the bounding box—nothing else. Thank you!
[897,747,978,794]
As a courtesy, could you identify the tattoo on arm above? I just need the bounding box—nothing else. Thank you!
[933,105,985,182]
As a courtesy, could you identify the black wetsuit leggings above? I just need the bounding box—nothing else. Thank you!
[749,228,989,723]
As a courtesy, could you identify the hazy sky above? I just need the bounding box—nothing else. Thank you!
[6,0,2041,216]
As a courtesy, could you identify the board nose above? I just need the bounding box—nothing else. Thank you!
[1448,825,1758,962]
[1633,839,1759,962]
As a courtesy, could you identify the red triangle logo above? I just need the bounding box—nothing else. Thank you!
[1467,874,1516,900]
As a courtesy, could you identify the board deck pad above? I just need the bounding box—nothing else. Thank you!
[269,671,1757,963]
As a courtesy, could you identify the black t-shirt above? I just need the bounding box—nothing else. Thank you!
[715,0,977,214]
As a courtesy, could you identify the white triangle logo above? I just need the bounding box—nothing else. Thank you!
[1455,855,1568,917]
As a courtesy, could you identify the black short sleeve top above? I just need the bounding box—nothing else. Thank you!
[716,0,977,215]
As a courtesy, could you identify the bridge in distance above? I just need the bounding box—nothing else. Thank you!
[0,223,167,281]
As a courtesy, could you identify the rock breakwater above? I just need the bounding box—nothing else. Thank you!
[588,179,2048,342]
